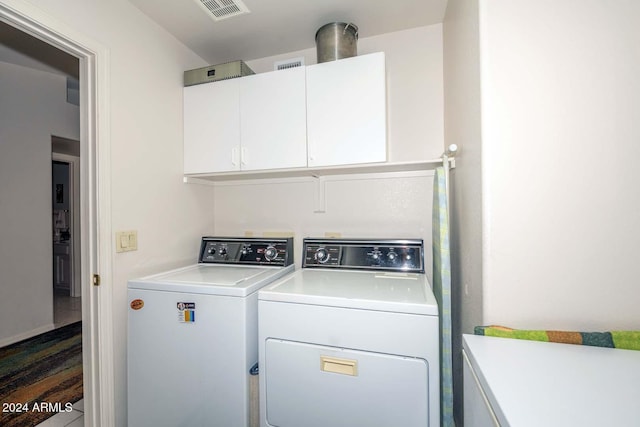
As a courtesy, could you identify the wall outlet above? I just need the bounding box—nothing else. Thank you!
[116,230,138,253]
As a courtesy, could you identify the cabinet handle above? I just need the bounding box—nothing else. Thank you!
[241,147,247,166]
[231,148,239,167]
[320,356,358,376]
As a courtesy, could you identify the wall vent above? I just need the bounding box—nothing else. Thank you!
[274,57,305,71]
[195,0,250,22]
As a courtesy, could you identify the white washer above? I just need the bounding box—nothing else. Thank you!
[128,237,294,427]
[258,238,440,427]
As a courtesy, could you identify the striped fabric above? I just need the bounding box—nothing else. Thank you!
[0,321,83,426]
[475,325,640,351]
[432,166,454,426]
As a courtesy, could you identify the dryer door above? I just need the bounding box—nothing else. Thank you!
[264,339,430,427]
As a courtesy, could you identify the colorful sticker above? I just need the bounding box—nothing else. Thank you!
[177,302,195,323]
[130,299,144,310]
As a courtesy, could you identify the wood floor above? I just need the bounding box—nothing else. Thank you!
[37,290,84,426]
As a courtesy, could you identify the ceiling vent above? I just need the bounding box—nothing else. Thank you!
[195,0,250,22]
[274,57,305,71]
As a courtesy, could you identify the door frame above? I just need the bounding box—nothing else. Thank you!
[0,1,114,425]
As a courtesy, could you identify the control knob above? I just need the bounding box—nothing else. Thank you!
[315,248,330,264]
[264,246,278,261]
[219,248,227,256]
[387,251,397,262]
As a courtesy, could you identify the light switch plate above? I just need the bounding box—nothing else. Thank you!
[116,230,138,253]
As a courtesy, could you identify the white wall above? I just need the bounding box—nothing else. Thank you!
[21,0,214,424]
[481,0,640,330]
[213,171,435,275]
[443,0,482,424]
[444,0,483,337]
[0,61,79,345]
[444,2,640,423]
[214,26,445,278]
[445,0,640,336]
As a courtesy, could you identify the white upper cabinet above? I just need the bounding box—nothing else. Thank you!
[306,52,387,168]
[184,67,307,174]
[183,52,389,177]
[239,66,307,171]
[184,78,240,174]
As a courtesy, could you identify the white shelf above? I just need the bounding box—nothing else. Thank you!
[183,159,450,185]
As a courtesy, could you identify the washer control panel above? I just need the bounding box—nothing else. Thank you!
[303,238,424,272]
[199,237,293,266]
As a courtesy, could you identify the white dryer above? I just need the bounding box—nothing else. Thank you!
[128,237,294,427]
[258,238,440,427]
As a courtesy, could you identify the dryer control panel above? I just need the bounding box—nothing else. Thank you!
[302,238,424,273]
[199,237,293,266]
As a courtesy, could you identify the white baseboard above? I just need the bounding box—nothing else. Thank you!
[0,323,56,348]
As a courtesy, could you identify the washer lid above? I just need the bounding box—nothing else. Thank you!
[259,269,438,315]
[128,263,294,297]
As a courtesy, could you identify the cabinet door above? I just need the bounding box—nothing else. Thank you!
[183,79,240,174]
[306,52,387,167]
[240,67,307,170]
[463,349,500,427]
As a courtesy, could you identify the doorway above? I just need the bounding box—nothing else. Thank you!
[52,146,82,327]
[0,1,114,424]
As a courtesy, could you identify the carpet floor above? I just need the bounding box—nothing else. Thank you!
[0,321,83,427]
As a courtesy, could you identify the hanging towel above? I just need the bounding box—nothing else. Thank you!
[475,325,640,351]
[432,166,454,427]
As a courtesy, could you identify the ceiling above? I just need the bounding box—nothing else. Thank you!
[128,0,448,64]
[0,0,447,78]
